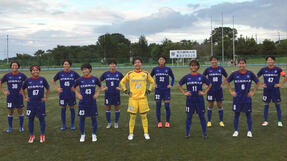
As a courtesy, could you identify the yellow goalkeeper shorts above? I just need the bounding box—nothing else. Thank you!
[127,97,150,114]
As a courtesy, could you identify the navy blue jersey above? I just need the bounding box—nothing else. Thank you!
[22,77,50,101]
[203,66,227,90]
[257,66,285,89]
[150,66,175,89]
[74,76,101,103]
[179,73,210,103]
[1,72,27,95]
[227,70,259,97]
[53,70,80,98]
[100,71,123,93]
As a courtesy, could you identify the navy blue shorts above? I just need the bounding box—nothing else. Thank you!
[59,92,76,106]
[262,88,281,103]
[233,96,252,112]
[186,97,205,114]
[104,92,121,106]
[26,101,46,118]
[154,88,170,101]
[6,94,24,109]
[207,88,224,102]
[78,100,98,117]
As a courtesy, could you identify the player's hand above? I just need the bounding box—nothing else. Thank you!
[248,91,255,97]
[198,91,206,96]
[24,97,29,102]
[123,90,130,95]
[221,84,225,88]
[167,85,172,88]
[274,83,282,88]
[93,93,99,99]
[42,97,48,102]
[146,89,152,95]
[116,87,121,90]
[154,84,158,88]
[230,91,237,97]
[56,87,63,93]
[77,94,83,100]
[261,84,267,88]
[184,91,191,96]
[3,90,10,95]
[102,87,108,91]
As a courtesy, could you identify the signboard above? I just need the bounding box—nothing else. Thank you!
[170,50,197,59]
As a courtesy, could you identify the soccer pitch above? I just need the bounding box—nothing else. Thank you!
[0,66,286,161]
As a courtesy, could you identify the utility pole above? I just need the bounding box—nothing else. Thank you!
[211,16,213,56]
[232,16,235,62]
[221,12,224,64]
[7,35,9,64]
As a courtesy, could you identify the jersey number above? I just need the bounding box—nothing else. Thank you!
[12,84,18,89]
[241,84,245,90]
[110,81,114,86]
[85,89,92,95]
[159,77,165,82]
[79,110,85,116]
[32,90,39,96]
[192,86,197,92]
[268,77,274,83]
[64,81,70,87]
[213,77,218,82]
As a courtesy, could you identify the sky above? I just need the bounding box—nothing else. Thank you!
[0,0,286,59]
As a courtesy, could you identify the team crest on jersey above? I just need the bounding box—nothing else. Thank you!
[92,80,95,83]
[71,74,73,77]
[198,77,202,81]
[218,69,221,72]
[40,81,43,84]
[116,74,118,77]
[246,75,250,78]
[128,106,134,110]
[188,78,191,80]
[29,82,32,84]
[9,76,12,79]
[19,76,21,79]
[142,75,145,78]
[274,70,277,73]
[165,70,168,73]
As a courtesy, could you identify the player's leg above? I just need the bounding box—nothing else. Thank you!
[245,112,252,137]
[39,116,46,143]
[207,101,214,127]
[7,108,14,132]
[68,105,76,130]
[17,108,25,132]
[233,112,240,137]
[105,106,112,128]
[197,104,207,139]
[275,102,282,127]
[114,105,120,128]
[140,112,150,140]
[27,106,36,143]
[91,116,97,142]
[217,101,224,127]
[155,90,162,127]
[164,89,171,127]
[262,89,271,126]
[128,98,138,140]
[60,105,67,130]
[79,116,85,142]
[185,109,193,138]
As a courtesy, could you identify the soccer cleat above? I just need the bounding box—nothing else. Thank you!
[247,131,253,138]
[106,123,112,129]
[60,125,66,131]
[28,135,35,143]
[232,131,239,137]
[185,134,191,139]
[92,134,97,142]
[19,127,24,132]
[6,127,12,133]
[128,134,134,140]
[40,134,45,143]
[203,133,208,139]
[207,122,212,127]
[70,124,76,130]
[80,135,85,142]
[157,122,162,128]
[278,121,283,127]
[219,121,225,127]
[262,121,268,127]
[165,122,170,128]
[114,123,119,129]
[144,133,150,140]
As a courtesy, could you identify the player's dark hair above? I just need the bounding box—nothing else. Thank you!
[210,56,218,61]
[132,57,143,65]
[62,59,72,66]
[10,61,20,68]
[30,65,41,72]
[189,60,200,69]
[265,55,275,61]
[81,63,92,71]
[108,59,117,65]
[237,58,246,64]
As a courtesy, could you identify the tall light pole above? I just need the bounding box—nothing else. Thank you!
[6,35,9,64]
[233,16,235,62]
[210,16,213,56]
[221,12,224,64]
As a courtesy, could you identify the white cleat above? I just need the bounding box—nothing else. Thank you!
[247,131,253,138]
[92,134,97,142]
[262,121,268,127]
[232,131,239,137]
[114,123,119,128]
[278,121,283,127]
[128,134,134,140]
[106,123,112,129]
[144,133,150,140]
[80,135,85,142]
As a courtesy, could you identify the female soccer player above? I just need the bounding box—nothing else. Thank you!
[74,64,101,142]
[151,56,175,128]
[227,59,259,137]
[203,56,228,127]
[257,56,287,127]
[52,60,80,130]
[0,61,27,133]
[100,60,123,129]
[120,58,154,141]
[22,65,50,143]
[178,60,211,139]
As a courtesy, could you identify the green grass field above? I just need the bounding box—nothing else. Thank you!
[0,66,286,161]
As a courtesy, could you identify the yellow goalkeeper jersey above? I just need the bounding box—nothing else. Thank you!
[120,69,154,99]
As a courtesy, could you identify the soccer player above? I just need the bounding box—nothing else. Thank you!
[100,60,123,129]
[74,64,101,142]
[52,60,80,130]
[0,61,27,133]
[227,59,259,138]
[22,65,50,143]
[178,60,211,139]
[120,58,154,140]
[257,56,287,127]
[151,56,174,128]
[203,56,228,127]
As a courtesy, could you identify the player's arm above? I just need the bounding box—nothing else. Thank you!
[199,76,212,95]
[256,69,266,88]
[168,68,175,88]
[120,73,129,94]
[42,88,50,102]
[0,81,9,95]
[275,70,287,87]
[52,79,62,93]
[147,73,154,92]
[226,82,237,97]
[248,82,259,97]
[221,68,228,87]
[177,84,191,96]
[93,79,102,99]
[74,86,83,100]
